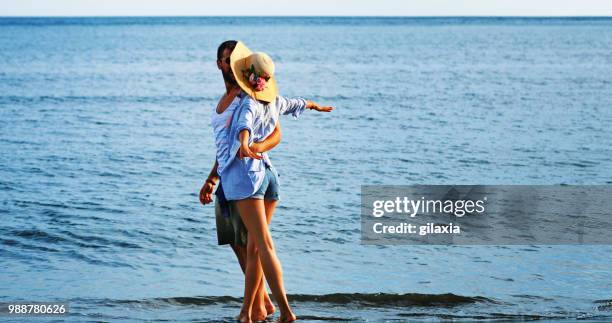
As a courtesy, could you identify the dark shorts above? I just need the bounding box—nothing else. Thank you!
[215,197,248,246]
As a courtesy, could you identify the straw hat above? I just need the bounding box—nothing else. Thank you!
[230,41,279,103]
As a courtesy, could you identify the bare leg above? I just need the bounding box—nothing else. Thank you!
[262,200,278,316]
[240,226,262,322]
[250,274,267,321]
[237,199,279,322]
[230,244,246,272]
[232,244,265,322]
[236,198,296,322]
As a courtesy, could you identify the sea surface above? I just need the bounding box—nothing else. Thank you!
[1,17,611,322]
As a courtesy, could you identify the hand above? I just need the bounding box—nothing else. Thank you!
[238,142,263,160]
[307,101,333,112]
[199,180,215,205]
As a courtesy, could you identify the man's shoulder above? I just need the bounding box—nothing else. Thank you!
[212,94,241,114]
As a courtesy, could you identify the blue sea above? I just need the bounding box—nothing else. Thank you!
[1,17,611,322]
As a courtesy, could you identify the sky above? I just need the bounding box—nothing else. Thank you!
[1,0,612,16]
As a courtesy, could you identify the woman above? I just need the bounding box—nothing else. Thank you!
[201,40,281,321]
[217,41,333,323]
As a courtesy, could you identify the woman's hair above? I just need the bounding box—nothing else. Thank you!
[217,40,237,61]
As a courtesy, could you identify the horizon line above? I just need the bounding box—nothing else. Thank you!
[2,15,612,18]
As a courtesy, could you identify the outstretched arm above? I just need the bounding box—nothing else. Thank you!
[277,96,333,118]
[250,121,282,153]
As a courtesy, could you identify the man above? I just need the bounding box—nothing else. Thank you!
[199,40,280,321]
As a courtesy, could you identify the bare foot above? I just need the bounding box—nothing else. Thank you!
[265,301,276,316]
[251,304,268,322]
[275,312,297,323]
[235,310,251,323]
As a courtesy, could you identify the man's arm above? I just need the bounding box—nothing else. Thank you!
[206,160,219,183]
[199,160,218,205]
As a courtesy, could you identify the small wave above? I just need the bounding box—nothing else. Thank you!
[511,294,554,301]
[65,294,612,321]
[295,315,352,321]
[5,228,141,254]
[10,229,70,244]
[287,292,494,307]
[554,160,600,168]
[0,237,60,252]
[595,299,612,311]
[91,292,493,309]
[58,230,143,249]
[398,312,570,321]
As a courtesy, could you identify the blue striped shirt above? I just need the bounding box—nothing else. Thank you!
[217,92,307,200]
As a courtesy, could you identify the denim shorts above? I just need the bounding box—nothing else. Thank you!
[250,165,280,200]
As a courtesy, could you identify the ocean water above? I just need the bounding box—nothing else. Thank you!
[1,17,611,322]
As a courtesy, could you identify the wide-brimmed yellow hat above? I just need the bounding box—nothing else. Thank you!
[230,41,279,103]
